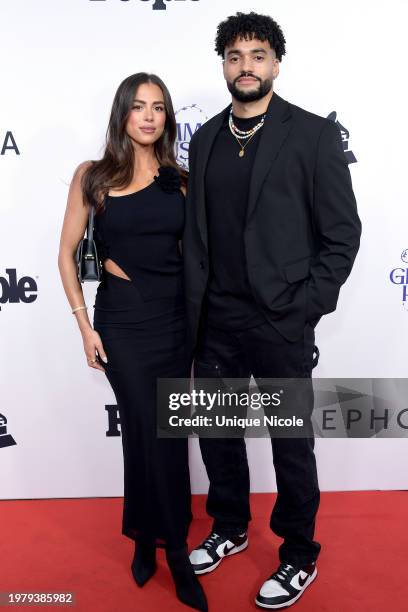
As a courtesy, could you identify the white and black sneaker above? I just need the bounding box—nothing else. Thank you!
[189,531,248,574]
[255,561,317,609]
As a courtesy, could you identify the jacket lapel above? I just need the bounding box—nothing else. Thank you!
[195,104,230,251]
[246,91,292,223]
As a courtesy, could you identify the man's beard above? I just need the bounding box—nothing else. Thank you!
[227,75,273,103]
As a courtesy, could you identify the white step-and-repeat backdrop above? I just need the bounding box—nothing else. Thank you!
[1,0,407,498]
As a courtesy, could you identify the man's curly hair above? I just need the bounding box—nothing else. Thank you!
[215,11,286,61]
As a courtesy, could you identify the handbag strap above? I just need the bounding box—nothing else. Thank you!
[85,205,95,256]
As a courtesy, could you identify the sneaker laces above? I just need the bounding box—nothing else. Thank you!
[201,532,223,550]
[270,563,297,583]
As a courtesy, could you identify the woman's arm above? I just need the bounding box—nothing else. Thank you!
[58,161,107,371]
[58,161,92,332]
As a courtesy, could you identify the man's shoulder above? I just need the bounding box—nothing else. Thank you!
[190,106,227,144]
[284,98,340,145]
[287,99,329,130]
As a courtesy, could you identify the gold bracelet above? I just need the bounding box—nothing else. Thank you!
[72,305,87,314]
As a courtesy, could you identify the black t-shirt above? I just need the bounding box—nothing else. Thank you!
[203,110,267,329]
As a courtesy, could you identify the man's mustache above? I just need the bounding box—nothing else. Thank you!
[235,73,261,84]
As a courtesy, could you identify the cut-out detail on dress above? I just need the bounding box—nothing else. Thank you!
[103,259,132,281]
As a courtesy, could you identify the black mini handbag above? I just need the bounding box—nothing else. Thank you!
[75,205,103,283]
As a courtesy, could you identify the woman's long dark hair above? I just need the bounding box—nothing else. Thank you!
[81,73,187,213]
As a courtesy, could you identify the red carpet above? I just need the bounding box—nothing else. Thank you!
[1,492,407,611]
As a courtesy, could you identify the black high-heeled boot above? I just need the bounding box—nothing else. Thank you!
[131,537,157,587]
[165,545,208,612]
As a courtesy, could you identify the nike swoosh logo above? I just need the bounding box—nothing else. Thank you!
[223,543,235,555]
[298,574,309,587]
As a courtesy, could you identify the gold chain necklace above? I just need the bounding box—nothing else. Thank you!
[228,109,266,157]
[231,129,260,157]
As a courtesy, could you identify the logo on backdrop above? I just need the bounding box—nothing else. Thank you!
[326,111,356,164]
[106,405,121,436]
[89,0,200,11]
[175,104,208,170]
[0,269,38,311]
[1,131,19,155]
[0,413,16,449]
[389,250,408,311]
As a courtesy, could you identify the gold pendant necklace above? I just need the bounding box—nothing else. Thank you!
[229,111,266,157]
[233,129,259,157]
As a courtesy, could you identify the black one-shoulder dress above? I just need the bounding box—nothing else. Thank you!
[92,166,192,549]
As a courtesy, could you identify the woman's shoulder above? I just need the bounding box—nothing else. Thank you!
[72,160,93,185]
[75,159,93,175]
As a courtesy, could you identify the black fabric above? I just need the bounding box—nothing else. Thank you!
[183,91,362,347]
[165,546,208,611]
[203,111,267,329]
[93,271,192,548]
[182,91,360,571]
[94,175,184,300]
[131,538,157,587]
[92,173,192,549]
[194,316,321,566]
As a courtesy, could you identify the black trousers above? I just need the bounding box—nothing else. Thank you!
[93,270,193,549]
[194,316,321,566]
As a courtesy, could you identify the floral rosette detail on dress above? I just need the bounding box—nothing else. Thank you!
[153,165,182,193]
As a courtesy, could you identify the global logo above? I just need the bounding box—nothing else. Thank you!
[0,413,16,449]
[0,269,38,311]
[389,250,408,311]
[175,104,208,170]
[327,111,356,164]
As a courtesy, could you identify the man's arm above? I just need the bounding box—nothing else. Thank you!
[306,119,362,325]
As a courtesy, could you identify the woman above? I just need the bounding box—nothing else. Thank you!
[58,73,207,612]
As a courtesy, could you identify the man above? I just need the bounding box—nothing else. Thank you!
[183,11,361,609]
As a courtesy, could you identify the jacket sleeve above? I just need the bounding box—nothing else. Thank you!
[184,131,199,244]
[306,119,362,324]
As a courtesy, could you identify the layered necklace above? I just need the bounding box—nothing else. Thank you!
[228,108,266,157]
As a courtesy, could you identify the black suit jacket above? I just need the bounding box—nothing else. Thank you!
[183,91,362,352]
